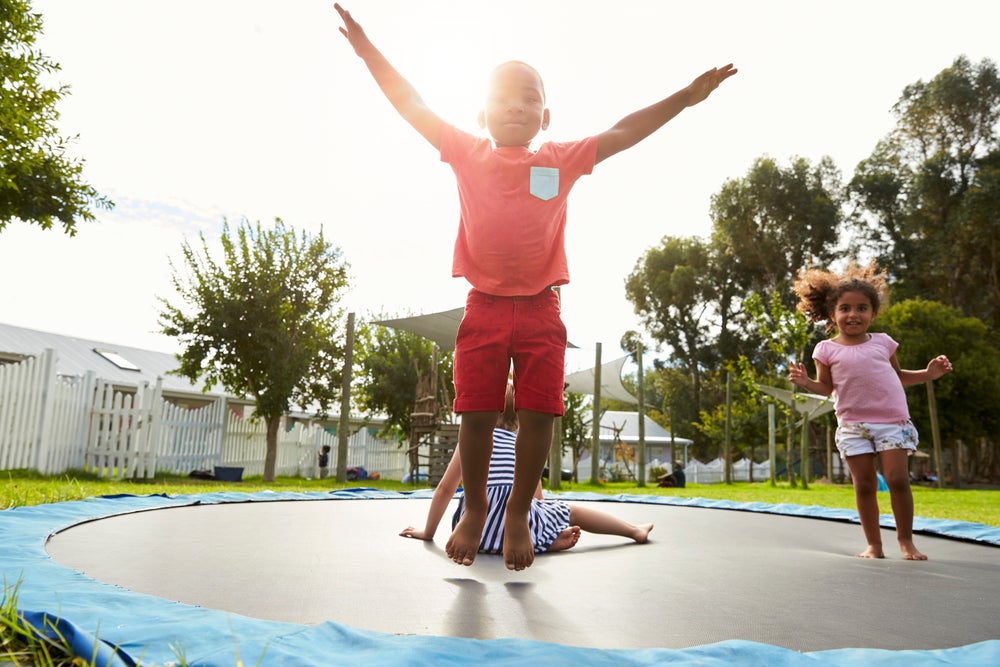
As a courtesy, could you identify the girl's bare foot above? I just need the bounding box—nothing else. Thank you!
[446,510,486,566]
[502,512,535,571]
[856,545,885,559]
[549,526,581,552]
[632,522,654,544]
[899,539,928,560]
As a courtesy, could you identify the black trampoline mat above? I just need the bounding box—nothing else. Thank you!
[45,498,1000,652]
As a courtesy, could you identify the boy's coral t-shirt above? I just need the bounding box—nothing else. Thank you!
[440,123,598,297]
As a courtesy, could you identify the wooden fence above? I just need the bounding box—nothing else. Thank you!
[0,349,408,480]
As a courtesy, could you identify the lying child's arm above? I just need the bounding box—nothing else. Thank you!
[595,64,737,164]
[400,448,463,540]
[335,3,443,150]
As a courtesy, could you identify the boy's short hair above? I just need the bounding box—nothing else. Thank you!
[490,61,546,102]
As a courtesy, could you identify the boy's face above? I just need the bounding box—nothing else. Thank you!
[479,62,549,148]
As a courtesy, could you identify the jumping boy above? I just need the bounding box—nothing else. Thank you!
[335,3,736,570]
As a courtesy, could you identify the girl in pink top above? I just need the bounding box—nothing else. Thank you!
[789,262,952,560]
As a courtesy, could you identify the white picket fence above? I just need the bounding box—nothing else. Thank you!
[0,349,408,480]
[684,458,772,484]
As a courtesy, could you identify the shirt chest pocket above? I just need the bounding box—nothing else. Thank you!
[529,166,559,201]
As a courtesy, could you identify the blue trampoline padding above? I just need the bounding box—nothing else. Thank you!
[1,489,997,666]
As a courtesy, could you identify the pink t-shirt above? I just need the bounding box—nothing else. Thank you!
[812,333,910,423]
[440,123,598,296]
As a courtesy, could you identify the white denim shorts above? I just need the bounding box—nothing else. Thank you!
[835,420,919,458]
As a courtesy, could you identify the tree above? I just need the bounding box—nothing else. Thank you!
[560,390,592,482]
[850,56,1000,334]
[875,298,1000,482]
[0,0,111,234]
[709,155,844,361]
[625,236,716,415]
[159,218,350,482]
[353,316,454,441]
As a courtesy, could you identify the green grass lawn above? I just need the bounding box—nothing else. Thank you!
[4,469,998,527]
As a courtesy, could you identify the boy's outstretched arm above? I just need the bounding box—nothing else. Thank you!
[334,3,442,149]
[595,64,737,164]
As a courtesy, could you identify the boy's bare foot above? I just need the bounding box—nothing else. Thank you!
[503,512,535,571]
[548,526,581,552]
[632,522,654,544]
[899,539,928,560]
[856,545,885,559]
[446,510,486,566]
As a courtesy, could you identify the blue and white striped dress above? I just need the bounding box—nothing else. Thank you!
[453,427,571,553]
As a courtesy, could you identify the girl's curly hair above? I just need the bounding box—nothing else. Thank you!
[792,260,888,333]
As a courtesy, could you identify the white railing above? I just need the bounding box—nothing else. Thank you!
[0,349,406,480]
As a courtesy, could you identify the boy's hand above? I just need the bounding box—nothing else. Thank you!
[334,3,374,57]
[686,63,738,106]
[927,355,953,379]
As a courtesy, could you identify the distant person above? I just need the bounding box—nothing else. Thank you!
[657,462,685,488]
[318,445,331,480]
[400,385,653,553]
[789,261,952,560]
[335,3,734,570]
[672,462,686,488]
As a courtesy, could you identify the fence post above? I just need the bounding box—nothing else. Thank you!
[33,349,57,474]
[137,377,164,479]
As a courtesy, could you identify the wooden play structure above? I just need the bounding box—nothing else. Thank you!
[407,372,458,486]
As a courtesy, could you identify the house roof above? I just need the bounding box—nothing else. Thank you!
[0,321,243,403]
[591,410,693,445]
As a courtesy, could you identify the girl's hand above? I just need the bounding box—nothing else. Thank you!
[400,526,431,540]
[927,355,953,379]
[788,362,809,387]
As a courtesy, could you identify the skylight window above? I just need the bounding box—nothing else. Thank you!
[93,348,141,371]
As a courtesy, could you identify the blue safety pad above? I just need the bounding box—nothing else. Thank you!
[1,490,997,666]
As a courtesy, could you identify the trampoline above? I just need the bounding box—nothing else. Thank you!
[2,490,998,666]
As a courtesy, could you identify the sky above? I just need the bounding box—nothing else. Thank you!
[3,0,999,371]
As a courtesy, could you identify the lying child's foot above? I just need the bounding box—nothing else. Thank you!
[899,538,928,561]
[446,509,486,566]
[502,511,536,571]
[631,522,654,544]
[856,545,885,559]
[548,526,581,552]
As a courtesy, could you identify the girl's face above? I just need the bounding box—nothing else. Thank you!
[832,290,876,338]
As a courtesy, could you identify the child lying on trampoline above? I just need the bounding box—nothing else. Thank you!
[400,384,653,553]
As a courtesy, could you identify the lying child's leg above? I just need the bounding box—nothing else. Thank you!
[446,411,496,566]
[548,525,581,552]
[503,409,554,571]
[568,504,653,543]
[881,449,927,560]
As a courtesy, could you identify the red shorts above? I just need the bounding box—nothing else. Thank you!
[453,288,566,416]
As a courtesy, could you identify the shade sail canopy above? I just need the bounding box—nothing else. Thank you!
[375,306,579,352]
[375,307,466,351]
[564,355,638,405]
[756,384,835,419]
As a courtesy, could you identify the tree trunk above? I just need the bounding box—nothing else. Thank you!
[264,415,280,482]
